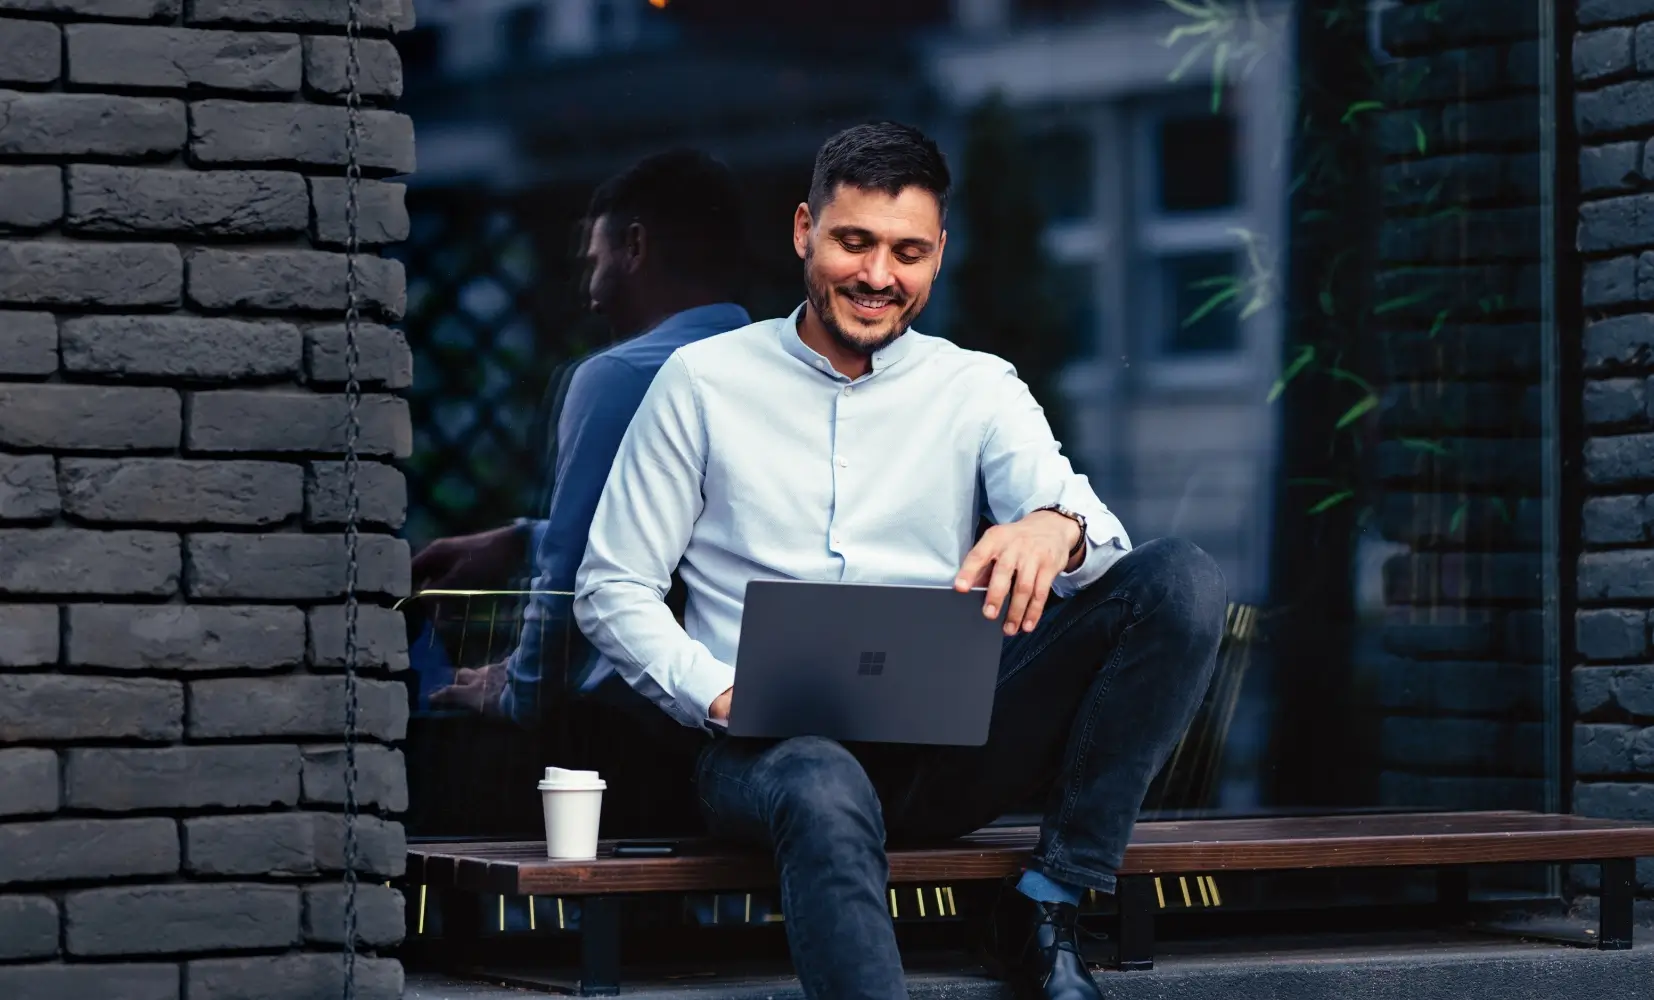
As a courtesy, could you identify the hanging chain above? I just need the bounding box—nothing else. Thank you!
[341,0,365,996]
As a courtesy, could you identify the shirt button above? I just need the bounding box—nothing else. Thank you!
[835,456,848,468]
[843,386,853,396]
[816,359,827,369]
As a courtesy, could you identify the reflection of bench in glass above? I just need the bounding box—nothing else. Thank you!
[408,810,1654,996]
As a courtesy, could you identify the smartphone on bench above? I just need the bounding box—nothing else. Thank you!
[612,841,679,858]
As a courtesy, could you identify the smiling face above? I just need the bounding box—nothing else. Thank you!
[793,182,946,357]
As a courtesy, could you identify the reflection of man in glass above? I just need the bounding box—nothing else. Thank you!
[419,149,750,723]
[574,123,1223,1000]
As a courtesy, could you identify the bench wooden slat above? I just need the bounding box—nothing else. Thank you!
[409,811,1654,897]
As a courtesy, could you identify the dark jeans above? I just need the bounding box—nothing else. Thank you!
[693,538,1226,999]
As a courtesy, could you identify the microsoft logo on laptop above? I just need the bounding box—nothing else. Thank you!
[858,651,886,676]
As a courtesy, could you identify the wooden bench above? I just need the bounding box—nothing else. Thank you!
[409,810,1654,996]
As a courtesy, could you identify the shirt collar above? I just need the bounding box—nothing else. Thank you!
[778,303,917,381]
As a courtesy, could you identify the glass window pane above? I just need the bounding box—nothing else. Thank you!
[1157,111,1239,212]
[1029,128,1094,222]
[1161,251,1242,354]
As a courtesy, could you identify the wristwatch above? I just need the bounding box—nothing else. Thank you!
[1034,504,1088,558]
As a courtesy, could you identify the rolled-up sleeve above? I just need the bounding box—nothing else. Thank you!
[978,365,1131,596]
[574,351,735,728]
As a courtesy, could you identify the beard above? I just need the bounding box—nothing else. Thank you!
[803,246,925,358]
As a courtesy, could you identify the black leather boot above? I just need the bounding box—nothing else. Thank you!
[972,882,1104,1000]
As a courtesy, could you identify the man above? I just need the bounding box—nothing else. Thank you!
[573,122,1224,999]
[421,148,751,728]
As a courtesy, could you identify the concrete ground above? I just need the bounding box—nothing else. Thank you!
[407,923,1654,999]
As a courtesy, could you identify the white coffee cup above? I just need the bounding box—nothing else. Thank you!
[538,766,606,860]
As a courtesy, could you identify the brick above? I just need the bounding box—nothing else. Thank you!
[303,35,402,100]
[1576,26,1634,82]
[301,743,407,811]
[1440,97,1539,152]
[187,390,410,456]
[189,100,415,173]
[67,165,307,238]
[0,0,177,17]
[67,25,299,92]
[308,177,408,247]
[65,745,299,810]
[1586,432,1654,486]
[0,529,179,596]
[186,532,407,600]
[61,457,302,525]
[188,675,408,740]
[307,603,408,671]
[1380,154,1513,210]
[1579,609,1650,663]
[1375,493,1535,549]
[67,884,300,956]
[1377,772,1545,812]
[0,817,178,884]
[0,91,185,157]
[1586,313,1654,372]
[1585,377,1647,427]
[188,953,402,1000]
[0,241,183,308]
[313,812,404,877]
[0,166,63,231]
[1575,665,1654,717]
[1375,107,1439,159]
[0,963,179,1000]
[187,248,404,318]
[1580,194,1654,253]
[1382,47,1502,105]
[1383,553,1542,604]
[0,18,59,85]
[1581,549,1654,600]
[1380,717,1545,776]
[1581,0,1654,25]
[1378,381,1539,434]
[1379,0,1535,53]
[1374,660,1540,717]
[0,896,58,960]
[1374,265,1512,321]
[0,604,57,665]
[0,385,180,450]
[1584,495,1651,544]
[305,460,406,528]
[1634,727,1654,771]
[184,813,314,875]
[1575,782,1654,822]
[1378,207,1538,263]
[184,0,414,31]
[0,747,58,816]
[0,310,55,375]
[61,316,302,380]
[0,675,181,741]
[1581,141,1642,196]
[0,453,58,521]
[304,321,412,388]
[66,603,304,671]
[1579,79,1654,137]
[1578,724,1638,776]
[1378,437,1539,490]
[1584,255,1636,307]
[302,883,404,948]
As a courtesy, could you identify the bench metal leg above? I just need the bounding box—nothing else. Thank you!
[1600,859,1634,951]
[1116,876,1155,971]
[579,895,622,996]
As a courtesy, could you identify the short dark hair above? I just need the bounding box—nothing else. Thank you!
[807,122,951,220]
[586,148,747,296]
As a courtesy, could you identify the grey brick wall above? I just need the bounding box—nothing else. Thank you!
[1576,0,1654,908]
[0,0,413,995]
[1372,2,1549,816]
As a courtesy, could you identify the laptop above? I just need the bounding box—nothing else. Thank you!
[724,579,1006,746]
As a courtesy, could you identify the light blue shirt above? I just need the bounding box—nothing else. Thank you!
[573,307,1132,730]
[498,303,750,725]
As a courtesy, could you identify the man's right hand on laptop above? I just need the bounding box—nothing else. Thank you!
[411,523,530,594]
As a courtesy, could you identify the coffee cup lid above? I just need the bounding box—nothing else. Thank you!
[538,766,605,790]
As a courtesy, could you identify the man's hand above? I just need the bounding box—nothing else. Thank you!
[412,524,529,594]
[954,510,1083,636]
[708,686,733,723]
[430,662,507,716]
